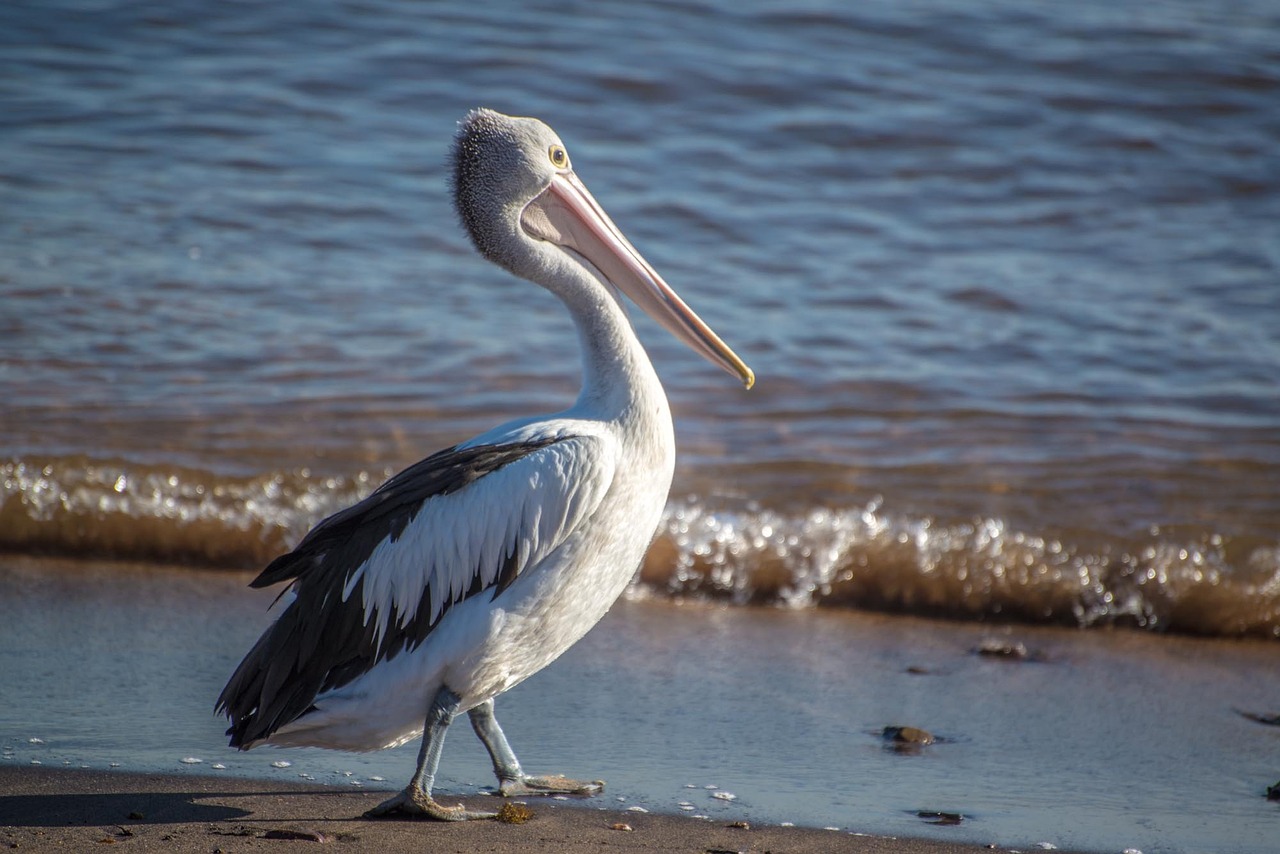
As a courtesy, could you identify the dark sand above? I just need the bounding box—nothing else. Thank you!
[0,766,1065,853]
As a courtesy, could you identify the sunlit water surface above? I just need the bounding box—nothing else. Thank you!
[2,0,1278,633]
[2,3,1279,852]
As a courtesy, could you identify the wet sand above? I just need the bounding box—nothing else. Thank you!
[3,557,1280,852]
[0,766,1044,853]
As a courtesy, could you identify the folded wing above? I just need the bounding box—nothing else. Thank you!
[216,433,616,747]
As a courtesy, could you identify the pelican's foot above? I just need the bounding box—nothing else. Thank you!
[364,786,497,821]
[498,774,605,798]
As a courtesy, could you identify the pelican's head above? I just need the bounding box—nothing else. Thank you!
[452,108,754,389]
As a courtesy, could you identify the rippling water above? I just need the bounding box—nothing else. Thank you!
[2,0,1279,636]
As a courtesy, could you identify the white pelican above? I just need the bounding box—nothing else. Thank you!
[216,108,753,820]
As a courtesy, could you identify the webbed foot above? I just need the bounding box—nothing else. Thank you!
[364,786,497,821]
[498,774,604,798]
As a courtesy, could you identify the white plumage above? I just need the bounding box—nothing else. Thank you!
[217,108,751,820]
[346,432,616,646]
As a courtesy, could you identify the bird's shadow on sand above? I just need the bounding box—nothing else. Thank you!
[0,789,264,827]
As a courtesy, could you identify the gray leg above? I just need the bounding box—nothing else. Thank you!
[365,687,496,820]
[467,699,604,798]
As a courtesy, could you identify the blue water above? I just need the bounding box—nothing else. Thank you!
[3,0,1278,633]
[2,2,1280,850]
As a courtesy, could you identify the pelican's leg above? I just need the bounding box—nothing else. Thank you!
[365,687,496,821]
[467,699,604,798]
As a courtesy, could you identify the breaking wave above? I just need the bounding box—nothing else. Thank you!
[3,456,1277,638]
[649,498,1280,637]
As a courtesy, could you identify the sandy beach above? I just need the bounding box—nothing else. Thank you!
[0,766,1050,853]
[4,2,1280,853]
[3,557,1279,852]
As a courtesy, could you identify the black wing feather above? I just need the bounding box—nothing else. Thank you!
[216,438,559,748]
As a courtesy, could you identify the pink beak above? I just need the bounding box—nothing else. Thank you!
[521,172,754,389]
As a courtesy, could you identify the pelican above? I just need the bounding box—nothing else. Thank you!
[216,108,753,820]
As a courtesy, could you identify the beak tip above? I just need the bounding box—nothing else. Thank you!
[741,368,756,390]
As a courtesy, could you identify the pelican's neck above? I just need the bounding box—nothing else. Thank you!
[575,287,665,418]
[547,260,670,429]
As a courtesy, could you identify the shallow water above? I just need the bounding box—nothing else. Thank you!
[2,4,1280,848]
[2,0,1279,634]
[1,558,1278,854]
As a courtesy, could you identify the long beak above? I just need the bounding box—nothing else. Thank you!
[521,172,754,389]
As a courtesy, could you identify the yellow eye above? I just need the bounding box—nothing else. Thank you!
[548,145,569,169]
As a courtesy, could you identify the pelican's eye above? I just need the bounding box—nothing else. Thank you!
[548,145,569,170]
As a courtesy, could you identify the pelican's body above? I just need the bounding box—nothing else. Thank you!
[255,416,670,755]
[217,109,752,819]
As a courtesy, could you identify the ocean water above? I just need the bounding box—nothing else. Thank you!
[1,1,1279,850]
[2,0,1279,634]
[2,0,1278,636]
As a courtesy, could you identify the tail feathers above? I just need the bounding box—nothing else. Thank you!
[216,610,325,749]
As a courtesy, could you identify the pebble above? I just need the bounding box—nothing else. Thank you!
[974,639,1032,660]
[883,725,934,745]
[1237,709,1280,726]
[263,829,327,842]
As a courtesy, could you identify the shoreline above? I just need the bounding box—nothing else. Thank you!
[0,766,1063,853]
[5,559,1278,852]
